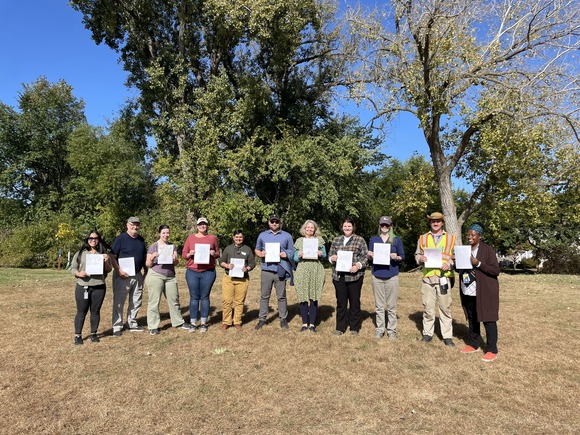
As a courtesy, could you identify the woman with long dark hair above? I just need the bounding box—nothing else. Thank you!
[71,230,112,345]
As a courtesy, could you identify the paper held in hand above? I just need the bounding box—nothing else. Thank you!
[85,254,104,275]
[229,258,245,278]
[265,242,281,263]
[119,257,136,276]
[336,250,354,272]
[194,244,211,264]
[302,238,319,260]
[454,245,473,269]
[424,248,443,268]
[157,244,174,265]
[373,243,391,266]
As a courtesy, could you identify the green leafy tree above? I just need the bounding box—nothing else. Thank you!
[345,0,580,242]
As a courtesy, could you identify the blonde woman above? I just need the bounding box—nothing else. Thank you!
[293,220,327,332]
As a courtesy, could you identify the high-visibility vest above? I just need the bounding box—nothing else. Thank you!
[419,232,456,278]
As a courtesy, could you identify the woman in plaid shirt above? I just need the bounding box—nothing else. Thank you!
[328,217,368,335]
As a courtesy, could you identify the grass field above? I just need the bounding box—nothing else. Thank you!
[0,267,578,434]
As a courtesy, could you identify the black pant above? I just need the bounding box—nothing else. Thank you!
[333,276,364,332]
[74,283,106,335]
[462,294,498,353]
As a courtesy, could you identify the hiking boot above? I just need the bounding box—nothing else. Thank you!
[421,334,433,342]
[254,321,266,330]
[280,319,289,329]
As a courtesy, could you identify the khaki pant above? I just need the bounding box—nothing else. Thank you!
[146,270,184,329]
[222,274,249,325]
[372,275,399,335]
[421,280,453,339]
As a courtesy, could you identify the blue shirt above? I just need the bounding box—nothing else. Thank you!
[368,235,405,279]
[255,230,295,273]
[111,232,147,272]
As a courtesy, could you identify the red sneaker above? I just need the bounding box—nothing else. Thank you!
[461,345,479,353]
[482,352,497,362]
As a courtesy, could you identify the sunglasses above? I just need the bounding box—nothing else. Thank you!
[88,237,99,241]
[380,224,391,227]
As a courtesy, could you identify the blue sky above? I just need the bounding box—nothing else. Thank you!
[0,1,429,162]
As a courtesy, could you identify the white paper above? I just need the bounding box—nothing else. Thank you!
[119,257,136,277]
[85,254,104,275]
[424,248,443,268]
[455,245,473,269]
[265,242,281,263]
[157,244,174,265]
[336,250,354,272]
[302,238,319,259]
[373,243,391,266]
[193,244,211,264]
[229,258,245,278]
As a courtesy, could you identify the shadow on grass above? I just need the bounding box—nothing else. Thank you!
[408,310,470,343]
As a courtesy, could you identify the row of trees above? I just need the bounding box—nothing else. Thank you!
[0,0,578,272]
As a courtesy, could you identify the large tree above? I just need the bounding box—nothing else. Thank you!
[71,0,379,237]
[345,0,580,241]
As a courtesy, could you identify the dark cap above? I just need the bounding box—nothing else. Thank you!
[127,216,141,224]
[269,214,281,222]
[379,216,392,225]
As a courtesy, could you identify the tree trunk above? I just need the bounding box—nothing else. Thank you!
[439,172,462,244]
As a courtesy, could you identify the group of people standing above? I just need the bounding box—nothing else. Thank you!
[71,212,500,362]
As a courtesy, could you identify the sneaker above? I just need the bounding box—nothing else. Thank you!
[221,324,230,331]
[128,325,144,332]
[149,328,160,335]
[113,330,122,337]
[199,324,208,333]
[333,330,344,336]
[387,332,397,340]
[309,326,316,333]
[443,338,455,347]
[350,330,359,336]
[74,335,83,345]
[234,324,242,330]
[374,331,385,339]
[461,345,479,353]
[280,319,289,329]
[188,324,198,333]
[254,321,266,330]
[89,334,100,343]
[178,323,193,331]
[482,352,497,362]
[421,334,433,342]
[300,325,308,333]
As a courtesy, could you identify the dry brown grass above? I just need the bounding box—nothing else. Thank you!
[0,267,578,434]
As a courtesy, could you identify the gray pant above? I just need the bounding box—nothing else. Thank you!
[112,271,144,331]
[372,275,399,335]
[258,270,287,321]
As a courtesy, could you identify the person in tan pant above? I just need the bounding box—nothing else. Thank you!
[219,230,256,330]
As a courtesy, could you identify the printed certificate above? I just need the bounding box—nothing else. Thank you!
[229,258,245,278]
[373,243,391,266]
[454,245,473,269]
[85,254,104,275]
[302,238,319,260]
[119,257,136,276]
[193,244,211,265]
[265,242,281,263]
[157,244,174,265]
[336,250,354,272]
[424,248,443,269]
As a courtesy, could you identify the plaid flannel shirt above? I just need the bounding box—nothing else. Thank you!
[329,234,368,282]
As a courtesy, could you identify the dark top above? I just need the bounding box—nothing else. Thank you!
[219,244,256,279]
[368,235,405,279]
[111,232,147,272]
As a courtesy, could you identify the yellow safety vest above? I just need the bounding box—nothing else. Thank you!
[419,232,456,278]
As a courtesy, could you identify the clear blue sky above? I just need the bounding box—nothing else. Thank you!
[0,1,429,162]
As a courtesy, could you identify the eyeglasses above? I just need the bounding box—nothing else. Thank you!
[197,223,208,226]
[270,220,280,224]
[88,237,99,241]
